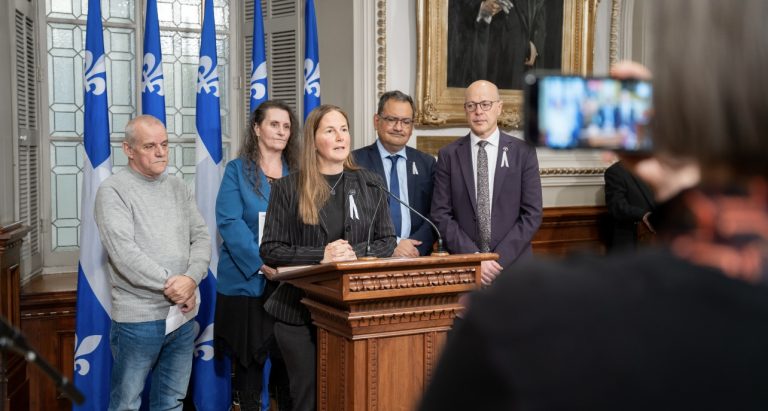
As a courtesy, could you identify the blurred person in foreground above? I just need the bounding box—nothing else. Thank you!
[260,105,396,410]
[214,101,299,410]
[419,1,768,409]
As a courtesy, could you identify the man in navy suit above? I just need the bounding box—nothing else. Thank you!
[431,80,542,285]
[353,91,437,257]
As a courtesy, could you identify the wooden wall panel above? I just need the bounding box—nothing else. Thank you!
[1,224,32,411]
[20,273,77,411]
[533,206,609,257]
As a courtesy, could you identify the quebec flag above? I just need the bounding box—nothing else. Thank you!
[303,0,321,119]
[250,0,268,112]
[191,0,231,409]
[141,0,166,123]
[73,0,113,409]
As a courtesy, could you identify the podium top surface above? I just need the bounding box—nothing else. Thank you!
[272,252,498,282]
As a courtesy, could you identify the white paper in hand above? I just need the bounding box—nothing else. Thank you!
[165,288,201,335]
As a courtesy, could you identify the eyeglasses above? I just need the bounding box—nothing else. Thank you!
[464,100,498,112]
[378,115,414,127]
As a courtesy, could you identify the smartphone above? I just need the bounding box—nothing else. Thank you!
[524,73,653,152]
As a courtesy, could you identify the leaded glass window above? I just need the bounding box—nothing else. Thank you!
[45,0,232,252]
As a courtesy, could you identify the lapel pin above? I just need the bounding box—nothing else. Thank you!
[349,191,360,220]
[412,162,419,175]
[501,147,509,168]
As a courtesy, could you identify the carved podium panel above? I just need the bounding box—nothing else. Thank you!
[273,253,497,411]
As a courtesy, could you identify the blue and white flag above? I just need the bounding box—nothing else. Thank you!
[141,0,166,123]
[73,0,113,409]
[191,0,231,409]
[303,0,321,119]
[250,0,268,112]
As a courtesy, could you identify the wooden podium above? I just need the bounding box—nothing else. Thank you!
[273,253,498,411]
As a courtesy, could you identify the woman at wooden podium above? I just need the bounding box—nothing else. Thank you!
[260,104,396,410]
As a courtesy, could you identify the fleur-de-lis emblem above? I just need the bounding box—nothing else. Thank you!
[193,321,214,361]
[83,51,106,96]
[250,62,267,101]
[142,52,165,96]
[73,334,102,376]
[196,56,220,97]
[304,58,321,98]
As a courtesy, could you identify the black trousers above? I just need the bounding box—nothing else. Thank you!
[273,322,316,411]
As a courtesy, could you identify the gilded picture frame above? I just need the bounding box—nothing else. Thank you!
[415,0,600,128]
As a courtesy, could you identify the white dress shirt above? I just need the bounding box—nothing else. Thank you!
[470,128,500,215]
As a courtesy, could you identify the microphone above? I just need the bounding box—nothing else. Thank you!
[0,315,85,405]
[366,181,447,255]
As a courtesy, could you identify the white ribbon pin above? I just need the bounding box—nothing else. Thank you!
[349,190,360,220]
[412,162,419,175]
[501,147,510,168]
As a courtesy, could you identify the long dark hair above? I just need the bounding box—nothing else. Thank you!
[240,100,300,196]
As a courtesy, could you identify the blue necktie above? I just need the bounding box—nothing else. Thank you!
[388,155,402,237]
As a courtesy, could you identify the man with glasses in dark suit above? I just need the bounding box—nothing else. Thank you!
[353,91,437,257]
[431,80,542,285]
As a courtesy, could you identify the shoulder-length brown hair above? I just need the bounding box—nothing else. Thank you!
[240,100,300,196]
[298,104,359,225]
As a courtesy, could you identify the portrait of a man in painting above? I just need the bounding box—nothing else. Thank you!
[447,0,564,90]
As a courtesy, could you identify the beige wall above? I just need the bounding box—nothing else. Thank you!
[315,0,355,131]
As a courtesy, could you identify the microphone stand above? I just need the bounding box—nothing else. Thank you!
[0,316,85,407]
[367,181,449,256]
[361,184,386,260]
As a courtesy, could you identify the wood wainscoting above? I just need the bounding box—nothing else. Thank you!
[20,273,77,411]
[533,206,609,257]
[1,224,32,411]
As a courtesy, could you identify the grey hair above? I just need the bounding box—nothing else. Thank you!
[376,90,415,117]
[124,115,165,147]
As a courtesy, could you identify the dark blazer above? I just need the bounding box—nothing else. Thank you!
[352,142,437,255]
[260,168,396,324]
[604,161,655,250]
[431,132,543,267]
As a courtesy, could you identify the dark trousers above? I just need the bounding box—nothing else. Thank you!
[232,349,291,411]
[273,322,316,411]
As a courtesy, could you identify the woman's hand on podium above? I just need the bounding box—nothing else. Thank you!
[321,239,357,264]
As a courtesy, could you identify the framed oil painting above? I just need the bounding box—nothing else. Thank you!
[415,0,599,127]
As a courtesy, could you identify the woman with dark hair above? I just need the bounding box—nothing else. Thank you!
[214,100,299,410]
[260,104,396,411]
[420,0,768,409]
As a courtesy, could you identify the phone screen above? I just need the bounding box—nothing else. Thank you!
[525,74,653,152]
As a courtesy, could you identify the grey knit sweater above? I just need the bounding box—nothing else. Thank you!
[94,167,211,323]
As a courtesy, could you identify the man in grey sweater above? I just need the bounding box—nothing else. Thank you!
[95,115,210,411]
